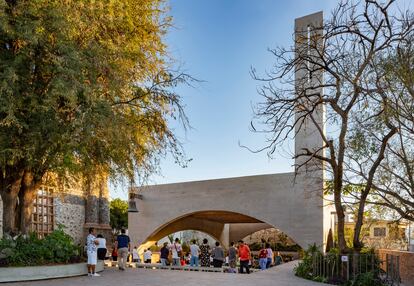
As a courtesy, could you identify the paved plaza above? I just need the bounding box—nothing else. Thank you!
[4,262,324,286]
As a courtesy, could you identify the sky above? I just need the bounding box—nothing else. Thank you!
[110,0,412,200]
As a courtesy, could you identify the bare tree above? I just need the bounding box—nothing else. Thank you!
[251,0,413,252]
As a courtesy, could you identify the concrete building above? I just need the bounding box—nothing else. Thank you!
[0,173,111,244]
[129,12,333,254]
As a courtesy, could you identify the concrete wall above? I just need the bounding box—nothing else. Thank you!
[228,223,272,243]
[294,11,330,249]
[129,172,326,250]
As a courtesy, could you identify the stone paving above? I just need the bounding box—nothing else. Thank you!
[4,262,326,286]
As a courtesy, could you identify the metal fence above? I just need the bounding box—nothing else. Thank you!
[383,254,400,286]
[312,253,400,285]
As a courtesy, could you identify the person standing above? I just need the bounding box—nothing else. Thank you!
[274,251,283,266]
[265,243,273,269]
[189,240,200,267]
[199,238,211,267]
[160,242,170,266]
[258,245,268,270]
[170,238,182,266]
[86,227,100,277]
[238,240,251,274]
[132,246,140,263]
[144,248,152,263]
[111,246,118,262]
[115,228,130,271]
[228,241,238,273]
[211,241,225,268]
[96,234,107,260]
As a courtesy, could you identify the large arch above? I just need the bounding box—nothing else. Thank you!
[129,172,330,253]
[144,211,275,249]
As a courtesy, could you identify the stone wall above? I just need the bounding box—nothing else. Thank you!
[55,173,111,245]
[378,249,414,285]
[54,195,86,245]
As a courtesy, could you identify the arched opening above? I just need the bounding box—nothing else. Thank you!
[241,227,302,262]
[140,230,220,264]
[135,210,303,258]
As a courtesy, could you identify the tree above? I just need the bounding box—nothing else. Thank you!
[0,0,191,234]
[359,35,414,222]
[251,0,413,252]
[109,199,128,233]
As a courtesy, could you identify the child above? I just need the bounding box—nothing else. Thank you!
[112,247,118,262]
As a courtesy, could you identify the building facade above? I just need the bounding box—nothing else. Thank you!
[332,211,412,251]
[0,174,111,244]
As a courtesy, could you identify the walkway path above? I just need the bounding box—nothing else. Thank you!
[4,262,326,286]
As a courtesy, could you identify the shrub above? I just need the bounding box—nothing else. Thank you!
[344,272,385,286]
[295,245,385,286]
[249,242,302,252]
[294,244,322,279]
[0,226,82,267]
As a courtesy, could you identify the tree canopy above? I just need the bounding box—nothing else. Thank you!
[0,0,190,234]
[109,198,128,232]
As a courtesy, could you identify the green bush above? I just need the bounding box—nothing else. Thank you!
[249,242,301,252]
[345,272,385,286]
[294,244,321,279]
[294,245,385,286]
[294,257,313,279]
[0,226,82,267]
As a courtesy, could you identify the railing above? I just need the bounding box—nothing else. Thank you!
[311,253,400,285]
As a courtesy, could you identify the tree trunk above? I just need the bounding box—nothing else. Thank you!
[0,173,24,235]
[18,189,37,234]
[0,191,19,234]
[335,198,347,252]
[18,171,40,234]
[333,170,348,253]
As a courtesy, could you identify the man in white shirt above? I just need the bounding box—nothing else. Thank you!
[189,240,200,267]
[169,238,182,266]
[86,228,100,277]
[144,248,152,263]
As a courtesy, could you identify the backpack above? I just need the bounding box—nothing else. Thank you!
[259,249,268,258]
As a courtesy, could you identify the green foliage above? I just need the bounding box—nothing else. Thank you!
[167,234,174,244]
[0,226,81,267]
[109,198,128,232]
[295,245,384,286]
[0,0,191,233]
[249,242,301,251]
[344,272,385,286]
[294,259,313,279]
[294,244,322,279]
[181,242,190,253]
[312,276,328,283]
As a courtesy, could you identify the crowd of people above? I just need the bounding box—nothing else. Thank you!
[85,227,284,277]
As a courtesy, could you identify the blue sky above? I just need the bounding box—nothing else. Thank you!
[110,0,411,199]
